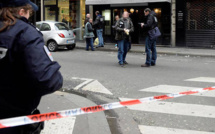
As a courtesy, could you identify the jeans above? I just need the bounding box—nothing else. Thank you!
[145,36,157,65]
[96,29,104,47]
[118,40,129,64]
[86,38,94,51]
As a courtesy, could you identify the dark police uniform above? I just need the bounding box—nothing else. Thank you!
[0,16,63,134]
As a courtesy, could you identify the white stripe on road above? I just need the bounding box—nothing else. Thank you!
[72,77,94,90]
[185,77,215,83]
[138,125,215,134]
[41,117,76,134]
[139,85,215,97]
[119,98,215,118]
[82,80,113,95]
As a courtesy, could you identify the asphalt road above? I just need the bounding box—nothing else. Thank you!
[52,48,215,134]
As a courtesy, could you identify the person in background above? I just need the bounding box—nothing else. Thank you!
[0,0,63,133]
[84,13,91,25]
[62,15,68,24]
[93,11,104,47]
[84,18,95,51]
[115,12,134,67]
[112,15,120,48]
[141,8,158,67]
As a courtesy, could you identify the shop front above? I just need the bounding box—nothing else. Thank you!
[42,0,85,40]
[176,0,215,47]
[86,0,171,45]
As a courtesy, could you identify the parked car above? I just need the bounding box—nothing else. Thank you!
[36,21,76,52]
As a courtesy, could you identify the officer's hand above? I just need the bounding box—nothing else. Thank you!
[141,23,144,27]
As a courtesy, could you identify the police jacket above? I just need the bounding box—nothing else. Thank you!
[143,11,158,32]
[0,17,63,119]
[115,18,134,41]
[93,15,104,29]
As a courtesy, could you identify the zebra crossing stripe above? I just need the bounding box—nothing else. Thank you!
[138,125,215,134]
[185,77,215,83]
[0,86,214,129]
[120,98,215,118]
[139,85,215,97]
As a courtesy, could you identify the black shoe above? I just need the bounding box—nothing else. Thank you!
[120,64,125,67]
[101,46,104,47]
[86,49,89,51]
[151,64,156,66]
[124,61,128,65]
[141,64,150,67]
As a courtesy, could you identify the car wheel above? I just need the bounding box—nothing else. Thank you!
[47,41,58,52]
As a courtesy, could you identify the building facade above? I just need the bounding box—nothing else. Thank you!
[86,0,171,45]
[33,0,85,40]
[176,0,215,48]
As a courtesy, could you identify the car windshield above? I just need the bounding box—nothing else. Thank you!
[55,23,70,31]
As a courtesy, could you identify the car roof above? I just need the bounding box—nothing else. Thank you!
[36,21,65,24]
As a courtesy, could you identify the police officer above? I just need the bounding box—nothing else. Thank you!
[0,0,63,134]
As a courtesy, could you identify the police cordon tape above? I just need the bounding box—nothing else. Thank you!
[0,86,215,129]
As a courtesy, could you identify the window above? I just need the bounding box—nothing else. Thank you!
[55,23,69,30]
[40,23,51,31]
[36,24,41,30]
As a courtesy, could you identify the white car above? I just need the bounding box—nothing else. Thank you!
[36,21,76,52]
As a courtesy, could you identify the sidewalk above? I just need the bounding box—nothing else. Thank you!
[39,91,111,134]
[76,42,215,57]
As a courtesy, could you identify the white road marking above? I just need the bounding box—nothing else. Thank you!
[41,117,76,134]
[82,80,113,95]
[138,125,215,134]
[72,77,94,90]
[139,85,215,97]
[185,77,215,83]
[119,98,215,118]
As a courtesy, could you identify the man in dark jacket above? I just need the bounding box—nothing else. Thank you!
[93,11,104,47]
[0,0,63,133]
[115,12,134,67]
[141,8,158,67]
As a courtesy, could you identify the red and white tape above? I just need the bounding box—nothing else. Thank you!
[0,87,215,129]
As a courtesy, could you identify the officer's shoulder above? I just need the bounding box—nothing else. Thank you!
[16,19,39,33]
[16,19,42,38]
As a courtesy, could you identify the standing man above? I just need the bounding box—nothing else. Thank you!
[84,18,95,51]
[0,0,63,133]
[93,11,104,47]
[115,12,134,67]
[141,8,158,67]
[84,13,91,25]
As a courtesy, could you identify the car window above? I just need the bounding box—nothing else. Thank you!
[40,23,51,31]
[36,24,41,30]
[55,23,69,31]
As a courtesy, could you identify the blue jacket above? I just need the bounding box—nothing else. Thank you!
[0,17,63,119]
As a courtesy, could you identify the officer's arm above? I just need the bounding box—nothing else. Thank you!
[20,28,63,96]
[144,15,153,28]
[93,17,99,26]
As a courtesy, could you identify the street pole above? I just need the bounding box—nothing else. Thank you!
[171,0,176,47]
[41,0,44,21]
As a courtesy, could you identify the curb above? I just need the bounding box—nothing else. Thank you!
[76,46,215,58]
